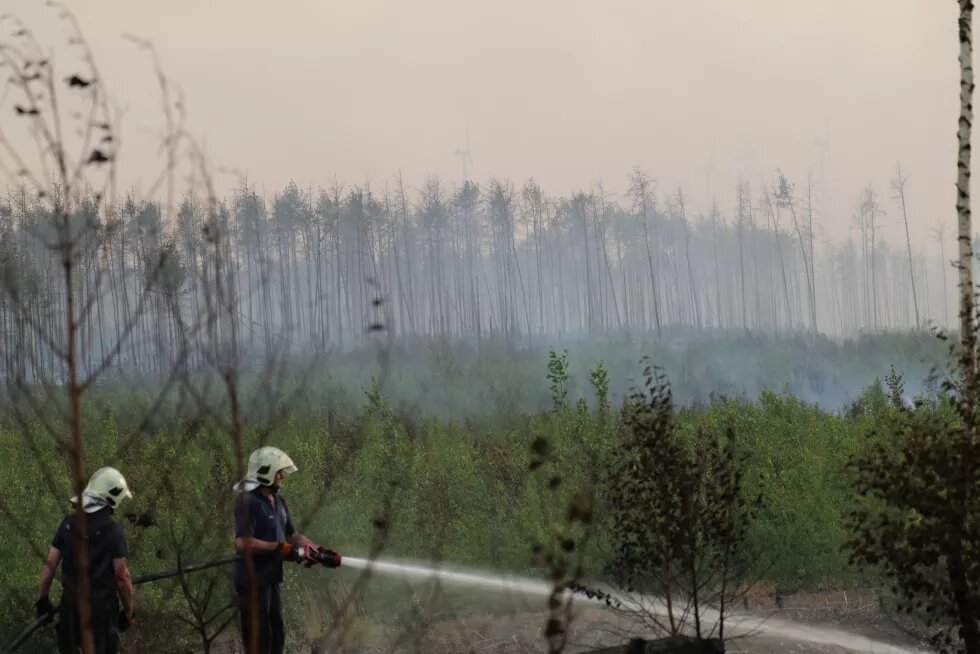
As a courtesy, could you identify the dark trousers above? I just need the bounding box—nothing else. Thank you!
[238,583,285,654]
[56,592,120,654]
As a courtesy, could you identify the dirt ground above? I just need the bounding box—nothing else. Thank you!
[416,606,929,654]
[210,586,932,654]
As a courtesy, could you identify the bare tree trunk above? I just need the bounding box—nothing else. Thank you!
[937,222,951,327]
[710,201,724,329]
[504,192,532,340]
[860,198,869,327]
[555,215,567,337]
[778,173,817,333]
[66,255,96,654]
[805,177,818,331]
[677,188,701,330]
[594,184,622,332]
[737,183,748,329]
[616,228,631,332]
[396,172,417,335]
[870,189,880,330]
[641,206,662,337]
[630,169,662,338]
[525,182,546,334]
[958,0,978,415]
[890,164,920,328]
[767,196,793,329]
[955,2,980,644]
[574,193,595,335]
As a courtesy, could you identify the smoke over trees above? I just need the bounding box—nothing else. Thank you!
[0,165,952,385]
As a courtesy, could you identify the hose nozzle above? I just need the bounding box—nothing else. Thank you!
[311,547,342,568]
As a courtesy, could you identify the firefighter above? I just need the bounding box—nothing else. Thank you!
[233,446,322,654]
[35,467,135,654]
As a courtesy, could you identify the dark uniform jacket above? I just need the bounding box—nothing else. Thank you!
[234,489,295,590]
[52,508,128,598]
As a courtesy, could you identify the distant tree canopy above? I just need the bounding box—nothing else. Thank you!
[0,168,948,384]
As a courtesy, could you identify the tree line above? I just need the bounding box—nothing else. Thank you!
[0,165,952,383]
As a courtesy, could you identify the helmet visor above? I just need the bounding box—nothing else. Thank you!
[232,479,261,493]
[70,492,110,513]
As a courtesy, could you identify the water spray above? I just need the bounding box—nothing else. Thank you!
[342,556,555,596]
[343,556,931,654]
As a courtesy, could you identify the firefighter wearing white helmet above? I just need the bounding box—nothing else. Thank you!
[71,466,135,512]
[233,446,298,493]
[233,446,321,654]
[36,467,136,653]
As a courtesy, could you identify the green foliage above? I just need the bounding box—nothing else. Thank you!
[0,343,952,648]
[885,365,906,409]
[547,348,570,412]
[589,360,610,417]
[527,421,597,654]
[607,360,761,638]
[846,390,979,653]
[363,375,386,414]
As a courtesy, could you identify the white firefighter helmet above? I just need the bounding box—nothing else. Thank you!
[233,446,298,493]
[70,467,133,513]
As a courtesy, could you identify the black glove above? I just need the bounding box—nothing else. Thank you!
[118,609,136,633]
[34,596,55,623]
[298,545,320,568]
[277,541,299,562]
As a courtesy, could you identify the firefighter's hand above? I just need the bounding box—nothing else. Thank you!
[118,609,136,633]
[299,544,321,568]
[277,542,299,562]
[34,596,54,623]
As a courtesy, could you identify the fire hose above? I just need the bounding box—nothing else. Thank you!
[1,548,342,654]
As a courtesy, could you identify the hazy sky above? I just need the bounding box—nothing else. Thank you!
[2,0,960,247]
